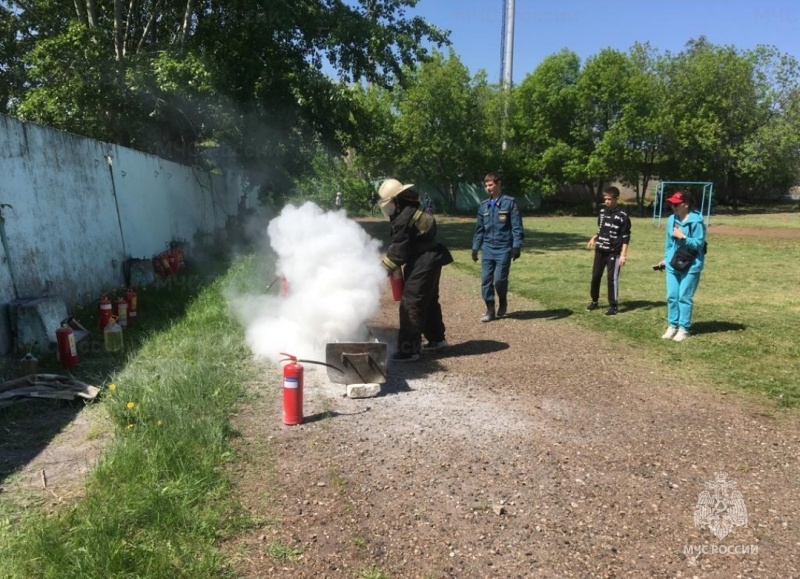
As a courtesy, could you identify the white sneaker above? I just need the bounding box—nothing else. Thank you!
[673,329,690,342]
[661,327,678,340]
[422,340,449,350]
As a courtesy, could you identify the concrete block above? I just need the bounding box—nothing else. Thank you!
[346,383,381,398]
[9,297,68,354]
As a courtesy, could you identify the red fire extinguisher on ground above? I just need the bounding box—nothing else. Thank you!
[114,297,128,328]
[56,323,78,369]
[280,353,304,425]
[98,294,112,330]
[125,287,138,325]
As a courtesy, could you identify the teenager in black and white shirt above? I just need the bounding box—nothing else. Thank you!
[586,186,632,316]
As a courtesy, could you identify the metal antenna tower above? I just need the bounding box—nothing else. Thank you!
[500,0,515,151]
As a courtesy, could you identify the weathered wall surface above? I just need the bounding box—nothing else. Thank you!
[0,114,241,354]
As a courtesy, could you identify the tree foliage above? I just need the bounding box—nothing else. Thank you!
[1,3,798,209]
[1,0,448,198]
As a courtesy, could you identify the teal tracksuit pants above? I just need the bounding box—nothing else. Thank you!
[666,269,702,331]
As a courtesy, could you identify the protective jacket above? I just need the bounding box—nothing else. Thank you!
[382,207,451,272]
[472,195,524,257]
[382,204,453,356]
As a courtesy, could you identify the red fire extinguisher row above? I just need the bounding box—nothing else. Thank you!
[98,294,112,330]
[114,297,128,328]
[125,287,138,325]
[56,324,78,369]
[280,353,304,425]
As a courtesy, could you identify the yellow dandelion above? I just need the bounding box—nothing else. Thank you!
[127,424,134,429]
[157,420,162,426]
[126,401,135,410]
[108,383,117,391]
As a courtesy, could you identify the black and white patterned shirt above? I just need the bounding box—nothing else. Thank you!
[595,206,631,253]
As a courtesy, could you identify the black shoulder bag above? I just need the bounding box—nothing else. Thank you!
[669,222,702,271]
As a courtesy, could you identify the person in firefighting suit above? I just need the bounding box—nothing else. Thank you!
[378,179,453,362]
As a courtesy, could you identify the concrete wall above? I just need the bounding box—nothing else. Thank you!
[0,114,242,354]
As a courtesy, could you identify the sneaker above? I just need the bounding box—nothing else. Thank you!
[422,340,449,351]
[661,326,678,340]
[673,329,690,342]
[392,352,419,362]
[480,312,496,323]
[586,301,599,311]
[605,306,618,316]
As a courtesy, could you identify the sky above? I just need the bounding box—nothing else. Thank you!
[401,0,800,84]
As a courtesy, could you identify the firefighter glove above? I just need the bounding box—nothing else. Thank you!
[471,250,479,262]
[512,248,521,261]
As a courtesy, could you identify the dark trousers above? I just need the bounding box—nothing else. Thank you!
[590,251,621,306]
[397,252,445,355]
[480,251,512,303]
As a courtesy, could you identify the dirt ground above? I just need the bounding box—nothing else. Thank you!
[224,268,800,579]
[3,222,799,578]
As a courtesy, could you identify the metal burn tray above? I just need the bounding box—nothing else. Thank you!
[325,340,388,385]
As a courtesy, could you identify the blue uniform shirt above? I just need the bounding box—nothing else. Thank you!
[472,194,524,256]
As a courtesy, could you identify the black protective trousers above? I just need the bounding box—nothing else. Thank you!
[589,250,621,306]
[397,250,446,356]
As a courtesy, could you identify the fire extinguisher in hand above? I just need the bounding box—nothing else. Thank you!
[279,353,304,425]
[389,269,404,302]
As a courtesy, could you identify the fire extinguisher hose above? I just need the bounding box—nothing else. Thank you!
[279,356,342,373]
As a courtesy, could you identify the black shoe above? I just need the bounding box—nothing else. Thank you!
[605,306,618,316]
[586,301,598,311]
[392,352,419,362]
[497,300,507,318]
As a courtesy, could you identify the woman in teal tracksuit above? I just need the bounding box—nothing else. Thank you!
[658,191,706,342]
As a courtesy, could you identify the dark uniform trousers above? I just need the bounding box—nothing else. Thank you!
[397,249,447,356]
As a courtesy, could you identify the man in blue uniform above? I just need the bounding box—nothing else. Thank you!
[471,172,524,322]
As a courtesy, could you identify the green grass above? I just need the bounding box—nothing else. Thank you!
[0,255,265,578]
[709,212,800,230]
[1,213,796,577]
[363,214,800,406]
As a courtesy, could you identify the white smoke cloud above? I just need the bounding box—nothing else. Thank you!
[232,202,388,363]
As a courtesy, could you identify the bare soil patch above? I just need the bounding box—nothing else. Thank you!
[708,225,800,239]
[224,269,800,578]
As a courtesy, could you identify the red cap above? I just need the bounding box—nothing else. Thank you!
[666,191,687,205]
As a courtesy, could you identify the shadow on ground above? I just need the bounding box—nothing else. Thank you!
[503,308,572,321]
[691,321,746,335]
[0,246,240,487]
[0,399,83,483]
[621,300,666,313]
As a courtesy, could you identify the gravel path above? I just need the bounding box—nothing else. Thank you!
[226,267,800,578]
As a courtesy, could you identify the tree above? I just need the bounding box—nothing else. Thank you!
[2,0,448,199]
[0,4,24,114]
[508,49,583,196]
[392,49,489,206]
[611,42,671,211]
[573,48,636,204]
[659,37,800,204]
